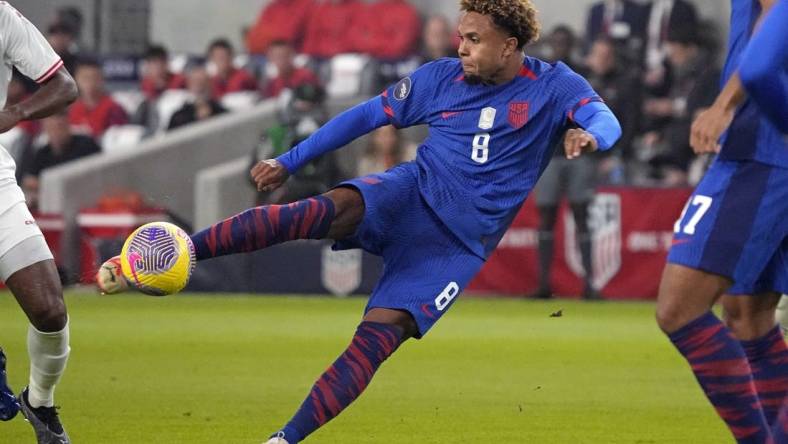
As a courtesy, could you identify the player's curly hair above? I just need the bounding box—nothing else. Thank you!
[459,0,540,49]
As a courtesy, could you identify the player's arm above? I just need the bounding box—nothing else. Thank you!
[251,96,390,191]
[739,0,788,133]
[690,0,777,152]
[564,101,622,160]
[0,68,77,133]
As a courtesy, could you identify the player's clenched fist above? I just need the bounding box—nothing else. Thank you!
[250,159,290,192]
[563,128,598,159]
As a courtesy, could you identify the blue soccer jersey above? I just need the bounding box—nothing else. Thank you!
[380,57,607,258]
[718,0,788,166]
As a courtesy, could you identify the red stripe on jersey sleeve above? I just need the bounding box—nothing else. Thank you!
[35,59,64,84]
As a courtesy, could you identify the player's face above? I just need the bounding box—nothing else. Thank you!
[457,12,519,85]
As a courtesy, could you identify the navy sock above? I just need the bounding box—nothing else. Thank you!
[740,325,788,426]
[271,322,403,443]
[669,312,771,444]
[190,196,335,261]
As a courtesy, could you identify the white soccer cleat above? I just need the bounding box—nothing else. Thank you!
[95,255,129,294]
[263,438,290,444]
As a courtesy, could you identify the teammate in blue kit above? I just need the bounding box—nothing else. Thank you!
[101,1,620,442]
[656,1,788,443]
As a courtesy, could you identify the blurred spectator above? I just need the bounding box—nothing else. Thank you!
[21,111,100,210]
[252,83,342,204]
[139,45,186,100]
[207,39,258,99]
[420,15,457,62]
[637,27,720,186]
[47,21,79,75]
[584,38,641,175]
[263,40,320,98]
[545,25,582,71]
[357,125,416,176]
[68,59,129,138]
[349,0,421,60]
[54,6,84,45]
[168,65,227,130]
[133,45,187,135]
[643,0,699,90]
[584,0,647,54]
[245,0,315,54]
[302,0,360,59]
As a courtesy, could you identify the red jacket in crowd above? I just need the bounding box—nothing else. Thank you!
[140,73,187,100]
[210,68,258,99]
[68,95,129,138]
[245,0,315,54]
[349,0,421,60]
[263,67,320,98]
[302,0,361,58]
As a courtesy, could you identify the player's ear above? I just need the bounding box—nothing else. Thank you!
[502,37,519,58]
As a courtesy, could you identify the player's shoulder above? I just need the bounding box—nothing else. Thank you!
[0,2,22,22]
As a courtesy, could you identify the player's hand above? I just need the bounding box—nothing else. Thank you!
[250,159,290,192]
[0,106,24,134]
[564,129,598,159]
[690,105,734,154]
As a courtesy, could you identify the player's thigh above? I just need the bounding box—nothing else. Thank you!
[721,292,781,340]
[668,159,788,295]
[0,204,64,330]
[330,163,420,254]
[367,235,484,339]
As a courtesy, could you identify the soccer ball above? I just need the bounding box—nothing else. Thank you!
[119,222,195,296]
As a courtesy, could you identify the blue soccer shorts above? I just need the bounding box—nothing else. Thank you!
[668,158,788,295]
[333,162,485,338]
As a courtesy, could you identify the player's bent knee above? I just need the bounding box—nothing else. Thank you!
[363,308,419,340]
[324,187,365,239]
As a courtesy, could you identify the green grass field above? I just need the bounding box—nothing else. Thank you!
[0,292,731,443]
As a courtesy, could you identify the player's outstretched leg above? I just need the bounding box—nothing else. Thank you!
[6,258,71,444]
[723,293,788,426]
[191,195,336,261]
[266,309,417,444]
[0,347,20,421]
[657,264,772,443]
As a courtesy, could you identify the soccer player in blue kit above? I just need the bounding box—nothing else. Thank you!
[656,0,788,443]
[102,1,620,442]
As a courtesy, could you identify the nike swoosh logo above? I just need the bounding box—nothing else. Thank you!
[671,238,691,246]
[441,111,461,119]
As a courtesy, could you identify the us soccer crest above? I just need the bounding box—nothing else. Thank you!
[321,246,362,296]
[564,193,622,290]
[508,102,529,129]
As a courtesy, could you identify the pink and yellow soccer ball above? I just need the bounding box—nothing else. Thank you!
[120,222,196,296]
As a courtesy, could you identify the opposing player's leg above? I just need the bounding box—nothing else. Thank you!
[657,159,788,443]
[0,347,20,421]
[722,292,787,427]
[1,202,71,443]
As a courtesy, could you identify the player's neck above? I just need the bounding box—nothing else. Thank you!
[489,54,525,85]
